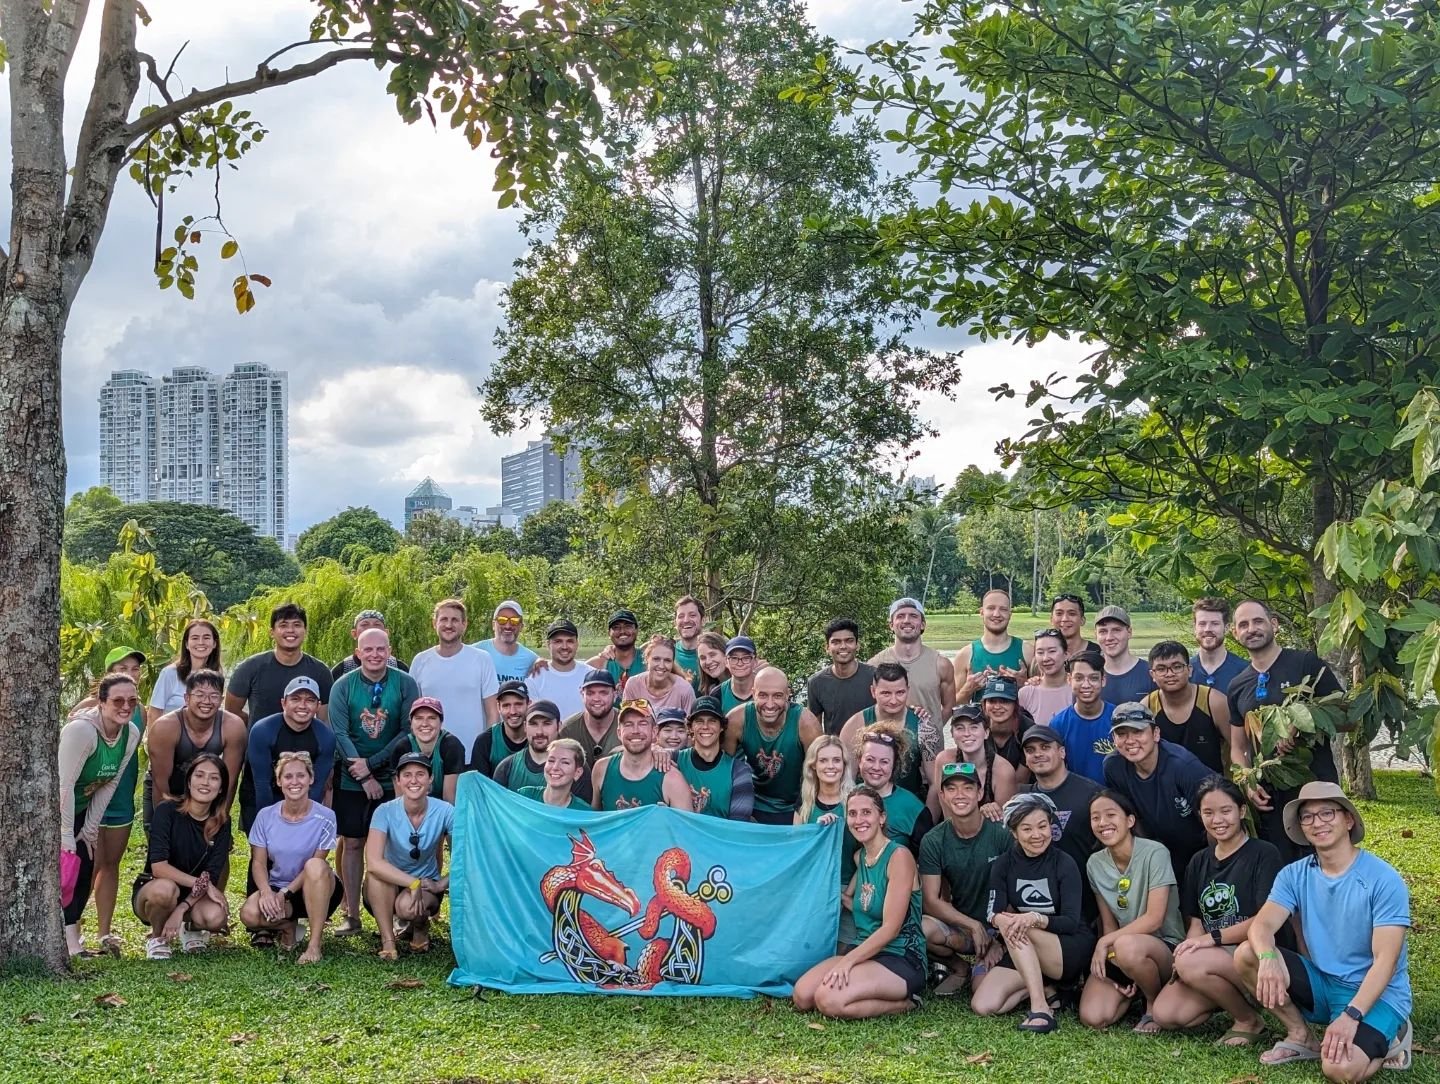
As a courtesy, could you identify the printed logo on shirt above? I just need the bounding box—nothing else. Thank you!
[1091,737,1116,757]
[690,786,712,814]
[1200,878,1241,929]
[1174,795,1193,818]
[753,748,784,782]
[1052,810,1072,842]
[858,881,876,913]
[1016,878,1055,913]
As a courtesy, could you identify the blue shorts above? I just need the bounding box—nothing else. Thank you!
[1280,947,1405,1062]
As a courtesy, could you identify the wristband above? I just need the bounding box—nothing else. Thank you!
[1257,951,1278,960]
[409,878,422,892]
[1211,929,1223,947]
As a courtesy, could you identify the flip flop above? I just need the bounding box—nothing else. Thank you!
[1018,1011,1058,1034]
[1259,1039,1320,1066]
[1132,1013,1161,1036]
[1213,1026,1266,1048]
[1384,1020,1412,1071]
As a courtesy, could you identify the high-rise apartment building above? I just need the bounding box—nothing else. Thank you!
[95,363,289,541]
[500,436,581,520]
[98,370,157,503]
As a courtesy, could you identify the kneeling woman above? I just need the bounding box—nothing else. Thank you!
[240,751,341,964]
[133,754,233,959]
[971,792,1095,1033]
[364,752,455,959]
[1081,789,1186,1033]
[793,786,927,1018]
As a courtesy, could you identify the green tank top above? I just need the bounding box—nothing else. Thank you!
[518,785,590,810]
[101,706,145,824]
[605,655,646,691]
[600,756,666,810]
[807,799,857,885]
[881,785,926,846]
[73,721,129,818]
[860,706,925,800]
[676,748,734,818]
[853,839,926,962]
[742,703,805,815]
[500,749,547,792]
[971,635,1025,674]
[674,645,701,691]
[719,679,752,716]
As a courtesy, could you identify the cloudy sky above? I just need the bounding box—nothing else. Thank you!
[47,1,1089,534]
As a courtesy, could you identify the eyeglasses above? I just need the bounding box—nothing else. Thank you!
[494,616,522,628]
[1256,672,1270,699]
[1071,673,1103,685]
[941,761,978,779]
[1149,662,1188,677]
[188,689,222,702]
[1298,806,1341,826]
[408,830,421,861]
[1116,875,1131,910]
[369,681,386,710]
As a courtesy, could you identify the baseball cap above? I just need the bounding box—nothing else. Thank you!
[1020,724,1062,747]
[725,635,757,657]
[580,668,617,690]
[353,608,386,626]
[493,600,524,619]
[497,679,530,700]
[688,695,725,721]
[545,619,579,639]
[104,646,146,669]
[526,699,561,723]
[283,675,321,699]
[1095,605,1131,628]
[950,703,985,724]
[981,675,1019,702]
[608,608,639,628]
[1109,702,1156,732]
[939,760,983,790]
[888,597,925,619]
[410,696,444,719]
[395,751,434,775]
[655,707,688,729]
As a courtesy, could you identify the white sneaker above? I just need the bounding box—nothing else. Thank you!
[179,925,210,953]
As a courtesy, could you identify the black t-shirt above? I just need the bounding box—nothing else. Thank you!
[384,731,468,784]
[229,651,334,730]
[1227,649,1343,784]
[1182,837,1291,947]
[145,799,232,880]
[806,664,877,736]
[1021,771,1102,879]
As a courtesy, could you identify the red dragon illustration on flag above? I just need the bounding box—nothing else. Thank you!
[538,830,733,988]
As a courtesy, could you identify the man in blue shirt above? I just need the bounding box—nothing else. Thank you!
[1047,650,1115,783]
[471,600,539,684]
[1190,597,1249,692]
[1102,701,1215,881]
[1095,605,1156,705]
[1236,781,1412,1077]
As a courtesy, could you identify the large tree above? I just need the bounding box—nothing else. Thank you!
[0,0,710,970]
[295,506,402,567]
[843,0,1440,793]
[481,0,949,635]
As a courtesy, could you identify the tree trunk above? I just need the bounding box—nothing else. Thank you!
[0,0,79,971]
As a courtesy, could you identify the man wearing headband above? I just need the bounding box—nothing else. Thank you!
[869,597,955,735]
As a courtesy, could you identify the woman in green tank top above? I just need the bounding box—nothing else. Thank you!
[792,785,927,1018]
[853,726,932,855]
[519,738,592,809]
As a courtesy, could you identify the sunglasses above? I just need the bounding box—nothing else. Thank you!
[105,696,140,708]
[369,681,387,710]
[941,761,978,779]
[865,732,898,747]
[408,830,421,861]
[494,616,522,628]
[619,698,653,714]
[276,751,313,768]
[1034,628,1066,642]
[1111,709,1154,726]
[1256,672,1270,699]
[1052,593,1084,608]
[1117,875,1131,910]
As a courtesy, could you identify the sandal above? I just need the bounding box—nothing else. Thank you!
[378,944,398,962]
[1259,1039,1320,1066]
[408,929,430,954]
[1132,1013,1161,1036]
[1384,1020,1412,1071]
[249,930,276,950]
[144,936,172,960]
[1018,1011,1058,1034]
[1214,1026,1266,1048]
[99,933,123,958]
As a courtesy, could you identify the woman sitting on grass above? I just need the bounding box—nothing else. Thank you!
[1151,776,1285,1045]
[132,754,233,959]
[363,752,454,960]
[793,785,926,1018]
[240,751,341,964]
[970,792,1094,1034]
[1080,790,1185,1034]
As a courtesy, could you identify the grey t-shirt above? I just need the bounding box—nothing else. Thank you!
[806,663,876,736]
[1086,836,1186,943]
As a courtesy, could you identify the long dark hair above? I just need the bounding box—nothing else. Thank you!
[176,753,230,841]
[173,619,222,682]
[696,630,729,696]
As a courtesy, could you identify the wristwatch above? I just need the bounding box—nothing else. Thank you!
[1210,929,1223,947]
[1343,1005,1363,1023]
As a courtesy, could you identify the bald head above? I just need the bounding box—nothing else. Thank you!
[356,626,392,677]
[754,666,791,724]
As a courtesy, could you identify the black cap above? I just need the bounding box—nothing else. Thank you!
[1020,724,1063,747]
[950,703,985,724]
[580,668,616,689]
[395,751,434,775]
[655,707,688,729]
[497,679,530,700]
[688,695,725,721]
[545,619,579,639]
[608,609,639,628]
[526,699,561,723]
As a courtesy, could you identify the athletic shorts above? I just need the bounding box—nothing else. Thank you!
[280,877,344,922]
[752,808,795,826]
[1279,947,1403,1062]
[874,951,926,999]
[333,787,385,839]
[101,781,137,828]
[998,929,1095,985]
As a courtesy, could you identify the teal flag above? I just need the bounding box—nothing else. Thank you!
[447,773,840,996]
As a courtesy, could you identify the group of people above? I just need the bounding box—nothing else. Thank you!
[57,591,1413,1080]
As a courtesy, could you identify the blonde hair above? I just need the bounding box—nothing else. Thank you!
[796,735,854,823]
[643,635,676,663]
[853,721,914,786]
[434,597,468,621]
[546,737,585,772]
[274,750,315,781]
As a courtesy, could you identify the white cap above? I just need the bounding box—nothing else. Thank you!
[493,600,524,619]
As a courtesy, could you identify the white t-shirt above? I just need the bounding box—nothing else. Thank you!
[530,663,588,720]
[408,645,499,751]
[149,663,187,713]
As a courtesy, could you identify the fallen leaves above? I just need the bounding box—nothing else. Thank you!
[806,1021,825,1031]
[227,1032,256,1046]
[18,1012,43,1024]
[1402,829,1415,838]
[93,993,126,1009]
[965,1052,993,1066]
[385,978,424,991]
[165,972,193,983]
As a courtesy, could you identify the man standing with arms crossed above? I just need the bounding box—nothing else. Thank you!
[1191,597,1249,693]
[807,618,876,737]
[409,598,499,757]
[870,597,955,733]
[954,590,1032,704]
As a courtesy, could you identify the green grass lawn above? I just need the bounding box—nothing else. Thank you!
[7,771,1437,1083]
[924,610,1184,655]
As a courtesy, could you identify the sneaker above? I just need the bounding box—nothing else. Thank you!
[179,926,210,953]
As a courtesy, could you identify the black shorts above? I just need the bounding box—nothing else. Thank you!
[281,876,344,922]
[752,808,794,826]
[998,929,1095,985]
[874,951,926,999]
[333,787,384,839]
[1279,947,1393,1063]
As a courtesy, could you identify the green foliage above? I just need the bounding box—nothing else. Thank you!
[518,501,583,564]
[1235,682,1349,793]
[63,501,299,611]
[295,507,402,567]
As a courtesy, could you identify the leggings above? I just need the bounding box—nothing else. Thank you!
[62,840,95,926]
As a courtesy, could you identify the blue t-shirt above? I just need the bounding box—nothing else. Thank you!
[1049,702,1116,783]
[370,796,454,880]
[1101,659,1157,705]
[1269,850,1412,1017]
[472,639,539,684]
[1103,741,1215,878]
[1190,651,1248,695]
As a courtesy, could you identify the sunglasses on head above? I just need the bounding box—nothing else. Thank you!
[865,732,897,747]
[1111,709,1153,726]
[941,761,978,779]
[1034,628,1066,641]
[1052,593,1084,608]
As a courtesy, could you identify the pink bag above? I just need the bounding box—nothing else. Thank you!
[59,850,81,908]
